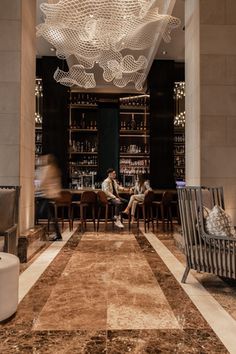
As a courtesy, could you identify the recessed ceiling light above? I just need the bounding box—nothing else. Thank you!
[162,50,167,55]
[50,47,55,52]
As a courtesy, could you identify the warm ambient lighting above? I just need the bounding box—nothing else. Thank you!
[35,79,43,124]
[174,82,185,127]
[37,0,180,91]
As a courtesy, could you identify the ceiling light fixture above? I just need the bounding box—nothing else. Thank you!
[37,0,180,91]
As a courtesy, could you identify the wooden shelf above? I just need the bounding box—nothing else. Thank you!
[70,104,97,109]
[69,128,97,132]
[120,106,149,111]
[72,164,98,168]
[69,151,98,155]
[120,134,150,138]
[120,153,149,158]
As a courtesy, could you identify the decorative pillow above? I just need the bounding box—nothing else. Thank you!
[204,205,236,238]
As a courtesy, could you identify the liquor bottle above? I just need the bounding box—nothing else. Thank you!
[130,114,136,130]
[81,113,86,129]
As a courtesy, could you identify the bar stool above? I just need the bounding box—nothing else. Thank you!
[131,191,155,233]
[97,190,114,232]
[49,191,72,232]
[153,191,173,231]
[72,191,97,231]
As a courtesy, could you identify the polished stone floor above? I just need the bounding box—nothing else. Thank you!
[1,224,236,353]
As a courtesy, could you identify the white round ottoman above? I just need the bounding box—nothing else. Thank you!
[0,252,19,322]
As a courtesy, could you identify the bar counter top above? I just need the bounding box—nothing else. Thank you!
[65,188,177,194]
[64,188,178,202]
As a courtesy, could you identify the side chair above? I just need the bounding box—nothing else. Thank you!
[177,186,236,283]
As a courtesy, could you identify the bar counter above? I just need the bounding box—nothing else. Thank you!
[65,188,178,201]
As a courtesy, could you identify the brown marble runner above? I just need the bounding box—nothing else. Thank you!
[0,229,227,353]
[33,232,179,331]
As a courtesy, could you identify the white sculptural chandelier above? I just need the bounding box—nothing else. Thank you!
[37,0,180,90]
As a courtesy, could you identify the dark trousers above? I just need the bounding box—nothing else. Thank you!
[109,197,127,217]
[36,197,61,236]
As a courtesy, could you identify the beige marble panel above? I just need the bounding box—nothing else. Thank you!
[20,143,35,231]
[186,146,201,186]
[0,19,21,51]
[107,255,180,330]
[19,0,36,232]
[20,207,35,234]
[201,146,236,178]
[201,85,236,116]
[21,119,35,150]
[185,110,201,184]
[19,181,35,233]
[185,0,200,38]
[226,56,236,85]
[185,0,201,186]
[0,51,20,82]
[226,0,236,24]
[226,116,236,146]
[0,176,19,185]
[21,90,35,124]
[20,176,35,208]
[200,0,226,25]
[0,144,20,178]
[0,82,20,114]
[194,1,236,225]
[201,115,227,147]
[201,25,236,55]
[0,114,20,145]
[0,0,20,20]
[200,55,227,85]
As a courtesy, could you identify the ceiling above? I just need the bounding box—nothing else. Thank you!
[36,0,185,92]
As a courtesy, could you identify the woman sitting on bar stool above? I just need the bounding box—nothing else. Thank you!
[122,174,152,223]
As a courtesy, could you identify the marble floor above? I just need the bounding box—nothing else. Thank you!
[1,224,236,353]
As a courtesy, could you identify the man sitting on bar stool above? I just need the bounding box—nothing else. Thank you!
[102,168,127,229]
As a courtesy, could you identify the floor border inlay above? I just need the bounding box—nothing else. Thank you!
[141,228,236,354]
[19,227,77,303]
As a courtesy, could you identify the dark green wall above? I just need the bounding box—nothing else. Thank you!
[97,102,119,180]
[148,60,184,189]
[37,57,69,187]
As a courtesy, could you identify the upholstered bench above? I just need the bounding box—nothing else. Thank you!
[0,186,20,255]
[0,252,19,322]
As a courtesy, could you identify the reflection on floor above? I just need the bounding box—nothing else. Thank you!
[1,224,236,353]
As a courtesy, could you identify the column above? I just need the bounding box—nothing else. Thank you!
[0,0,36,233]
[185,0,236,222]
